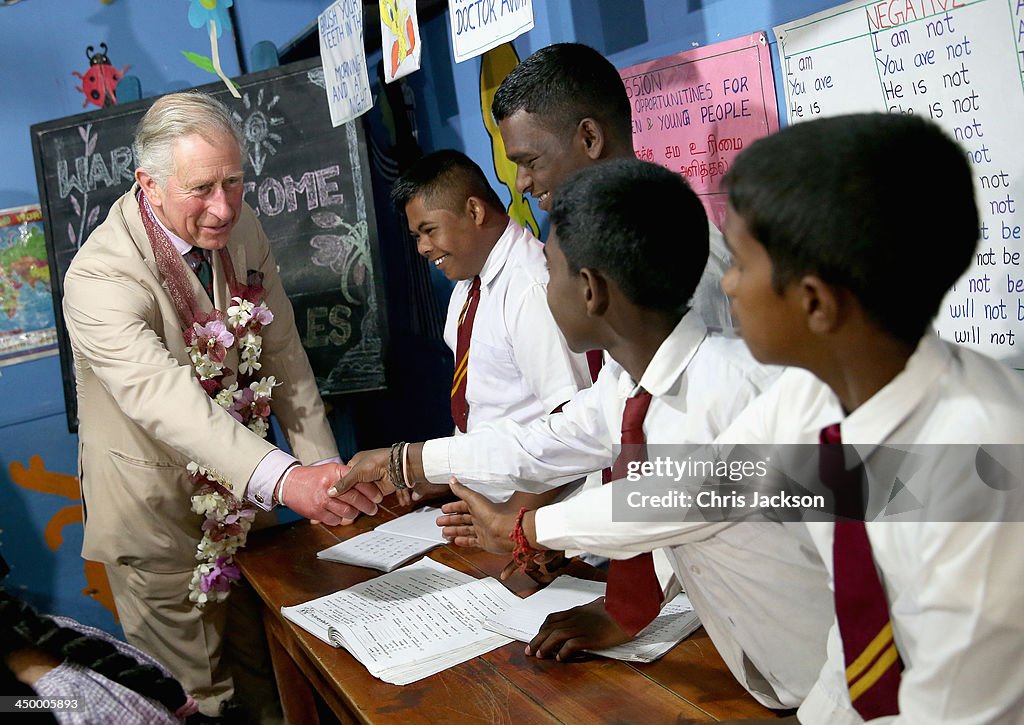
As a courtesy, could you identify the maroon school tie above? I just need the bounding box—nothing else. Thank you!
[184,247,213,303]
[604,389,663,636]
[820,423,903,719]
[451,276,481,433]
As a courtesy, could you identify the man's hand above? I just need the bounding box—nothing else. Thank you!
[285,462,381,526]
[330,448,394,499]
[525,598,631,661]
[447,479,520,554]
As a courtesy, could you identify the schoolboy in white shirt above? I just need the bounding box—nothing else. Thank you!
[389,149,592,505]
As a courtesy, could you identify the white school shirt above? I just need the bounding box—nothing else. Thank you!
[444,219,591,501]
[422,313,820,708]
[515,328,829,710]
[712,334,1024,724]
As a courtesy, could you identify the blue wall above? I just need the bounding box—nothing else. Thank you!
[0,0,842,634]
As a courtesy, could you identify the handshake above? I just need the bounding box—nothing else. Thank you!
[282,445,425,526]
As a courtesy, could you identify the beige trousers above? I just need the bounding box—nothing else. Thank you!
[105,563,282,723]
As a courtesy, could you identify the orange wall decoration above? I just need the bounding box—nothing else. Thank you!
[9,455,118,620]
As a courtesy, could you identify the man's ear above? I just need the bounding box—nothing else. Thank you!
[466,196,487,227]
[135,169,161,206]
[579,267,609,317]
[799,274,845,334]
[577,118,606,161]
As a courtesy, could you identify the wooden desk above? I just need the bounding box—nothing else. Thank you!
[237,505,780,724]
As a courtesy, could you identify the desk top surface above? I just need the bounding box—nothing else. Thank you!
[237,502,779,724]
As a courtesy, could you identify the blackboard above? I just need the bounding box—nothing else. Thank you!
[31,57,387,432]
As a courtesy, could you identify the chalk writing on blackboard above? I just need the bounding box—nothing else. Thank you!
[31,58,387,431]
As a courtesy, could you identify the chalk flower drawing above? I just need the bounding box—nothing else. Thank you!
[67,124,103,249]
[309,211,370,305]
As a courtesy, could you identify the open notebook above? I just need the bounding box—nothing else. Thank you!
[483,576,701,663]
[316,506,446,572]
[281,558,519,685]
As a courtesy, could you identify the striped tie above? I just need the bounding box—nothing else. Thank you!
[604,389,663,636]
[451,275,481,433]
[820,423,903,719]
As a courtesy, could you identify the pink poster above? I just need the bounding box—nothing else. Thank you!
[619,32,779,230]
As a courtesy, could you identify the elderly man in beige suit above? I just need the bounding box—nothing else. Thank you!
[63,92,381,722]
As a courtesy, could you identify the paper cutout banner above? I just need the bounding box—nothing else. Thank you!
[618,33,780,230]
[380,0,422,83]
[319,0,373,127]
[449,0,534,64]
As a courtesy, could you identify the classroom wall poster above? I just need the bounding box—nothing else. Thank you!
[449,0,534,64]
[0,205,58,367]
[319,0,373,127]
[774,0,1024,367]
[618,33,780,231]
[380,0,422,83]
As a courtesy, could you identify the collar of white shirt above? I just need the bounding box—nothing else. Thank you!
[477,219,524,290]
[616,309,708,399]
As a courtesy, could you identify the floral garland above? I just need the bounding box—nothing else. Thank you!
[185,278,277,607]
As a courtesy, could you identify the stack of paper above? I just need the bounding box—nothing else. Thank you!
[482,576,701,663]
[281,558,520,685]
[316,506,446,572]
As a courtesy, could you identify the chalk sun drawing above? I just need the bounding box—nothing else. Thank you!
[232,88,284,176]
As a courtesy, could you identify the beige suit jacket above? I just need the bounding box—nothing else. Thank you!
[63,186,339,572]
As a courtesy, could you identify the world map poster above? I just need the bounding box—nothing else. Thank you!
[0,205,58,366]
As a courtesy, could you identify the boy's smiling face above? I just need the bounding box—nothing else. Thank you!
[404,194,489,281]
[721,204,806,366]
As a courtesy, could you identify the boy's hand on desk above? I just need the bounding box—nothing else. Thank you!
[447,479,517,553]
[526,598,631,661]
[437,498,478,546]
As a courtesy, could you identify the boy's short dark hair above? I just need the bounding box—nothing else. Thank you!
[391,149,504,213]
[726,113,978,345]
[550,158,709,314]
[491,43,632,146]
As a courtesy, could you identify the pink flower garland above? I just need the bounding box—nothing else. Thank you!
[186,274,278,607]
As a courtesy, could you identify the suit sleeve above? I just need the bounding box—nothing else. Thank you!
[63,256,276,496]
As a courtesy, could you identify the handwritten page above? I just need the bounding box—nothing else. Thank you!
[482,576,701,663]
[775,0,1024,368]
[319,0,372,126]
[618,33,780,230]
[281,558,519,685]
[317,506,446,572]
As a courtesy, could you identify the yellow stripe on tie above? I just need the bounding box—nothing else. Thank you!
[846,621,894,683]
[451,364,469,397]
[848,642,900,703]
[452,351,469,383]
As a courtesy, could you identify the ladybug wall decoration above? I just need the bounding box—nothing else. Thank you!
[72,43,130,108]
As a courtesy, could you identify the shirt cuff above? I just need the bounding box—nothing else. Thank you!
[247,449,299,511]
[421,438,453,484]
[534,501,574,550]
